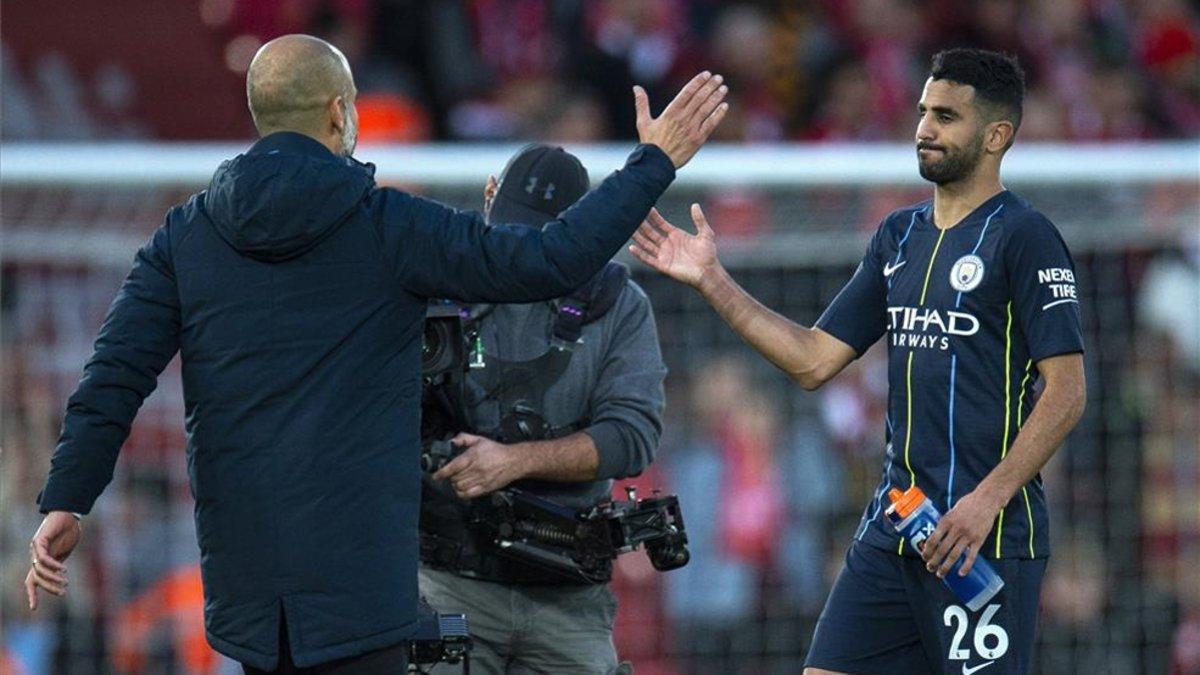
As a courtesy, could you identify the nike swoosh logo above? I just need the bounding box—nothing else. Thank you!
[883,261,907,277]
[962,661,996,675]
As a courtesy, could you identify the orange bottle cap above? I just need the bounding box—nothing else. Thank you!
[887,486,928,518]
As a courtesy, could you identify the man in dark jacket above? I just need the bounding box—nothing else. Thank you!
[24,34,729,673]
[418,144,667,674]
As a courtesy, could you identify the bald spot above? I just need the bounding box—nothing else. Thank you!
[247,34,354,136]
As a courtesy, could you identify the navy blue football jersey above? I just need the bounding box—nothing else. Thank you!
[817,190,1084,559]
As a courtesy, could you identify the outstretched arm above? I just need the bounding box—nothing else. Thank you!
[630,205,855,389]
[392,72,730,303]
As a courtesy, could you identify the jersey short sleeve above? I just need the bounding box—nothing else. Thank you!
[816,223,889,356]
[1003,215,1085,362]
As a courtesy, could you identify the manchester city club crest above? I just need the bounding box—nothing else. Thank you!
[950,254,985,292]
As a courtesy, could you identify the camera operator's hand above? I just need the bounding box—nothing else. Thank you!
[434,433,529,500]
[635,71,729,168]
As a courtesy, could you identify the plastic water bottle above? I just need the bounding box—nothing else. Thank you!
[885,486,1004,611]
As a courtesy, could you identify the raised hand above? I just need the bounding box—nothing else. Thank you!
[630,205,720,288]
[634,72,729,168]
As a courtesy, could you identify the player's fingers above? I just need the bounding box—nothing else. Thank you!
[924,518,956,561]
[629,245,659,269]
[661,71,711,120]
[919,529,939,561]
[32,539,66,573]
[646,208,675,236]
[924,528,953,567]
[937,539,969,578]
[635,224,664,246]
[958,544,980,576]
[632,232,660,255]
[691,204,714,236]
[698,102,730,141]
[632,86,651,130]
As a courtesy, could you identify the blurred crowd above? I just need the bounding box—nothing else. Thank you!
[3,0,1200,142]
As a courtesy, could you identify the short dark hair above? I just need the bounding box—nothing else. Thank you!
[929,48,1025,134]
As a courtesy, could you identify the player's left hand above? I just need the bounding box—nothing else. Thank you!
[921,489,1005,578]
[434,433,529,500]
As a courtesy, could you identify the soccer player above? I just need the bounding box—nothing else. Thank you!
[631,48,1085,674]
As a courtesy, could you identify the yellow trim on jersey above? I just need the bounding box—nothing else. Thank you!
[919,228,947,305]
[904,351,916,487]
[1017,359,1035,558]
[994,303,1014,558]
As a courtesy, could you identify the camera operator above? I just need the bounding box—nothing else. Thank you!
[420,144,667,675]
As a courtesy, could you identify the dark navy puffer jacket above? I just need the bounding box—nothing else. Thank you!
[38,132,675,669]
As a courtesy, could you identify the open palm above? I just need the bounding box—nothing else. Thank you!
[630,205,719,288]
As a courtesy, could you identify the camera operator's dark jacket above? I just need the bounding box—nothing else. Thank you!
[36,132,675,670]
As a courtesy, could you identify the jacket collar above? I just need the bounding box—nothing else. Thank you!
[249,131,339,160]
[248,131,377,179]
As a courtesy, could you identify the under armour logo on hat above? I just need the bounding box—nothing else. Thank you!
[490,144,590,227]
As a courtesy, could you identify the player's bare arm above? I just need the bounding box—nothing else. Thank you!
[631,205,855,390]
[922,352,1085,577]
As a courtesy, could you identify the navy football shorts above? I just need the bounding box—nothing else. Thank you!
[805,539,1047,674]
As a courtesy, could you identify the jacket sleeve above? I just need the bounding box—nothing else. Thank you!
[583,282,668,480]
[382,144,675,302]
[38,223,182,515]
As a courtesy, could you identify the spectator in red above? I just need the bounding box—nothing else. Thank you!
[1137,8,1200,136]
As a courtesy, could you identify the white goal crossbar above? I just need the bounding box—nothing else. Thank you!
[3,142,1197,187]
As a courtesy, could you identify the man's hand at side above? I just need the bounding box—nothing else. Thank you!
[434,433,530,500]
[635,72,729,168]
[920,489,1006,579]
[924,353,1086,577]
[25,511,81,610]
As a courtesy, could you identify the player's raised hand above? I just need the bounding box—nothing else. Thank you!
[630,205,719,288]
[634,72,729,168]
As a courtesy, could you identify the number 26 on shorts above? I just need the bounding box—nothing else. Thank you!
[944,604,1010,661]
